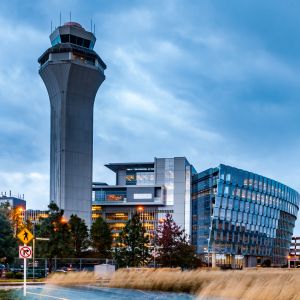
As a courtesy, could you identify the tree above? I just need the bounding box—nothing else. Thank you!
[90,216,112,258]
[0,205,18,263]
[114,213,150,267]
[36,202,73,271]
[69,214,89,257]
[156,213,197,269]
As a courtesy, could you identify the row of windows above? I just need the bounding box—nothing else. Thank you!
[215,197,280,219]
[218,185,298,216]
[213,209,277,238]
[211,243,272,256]
[219,166,299,206]
[212,230,274,247]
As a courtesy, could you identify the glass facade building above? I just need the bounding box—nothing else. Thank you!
[192,164,299,266]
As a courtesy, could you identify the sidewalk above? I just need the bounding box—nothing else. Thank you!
[0,281,45,286]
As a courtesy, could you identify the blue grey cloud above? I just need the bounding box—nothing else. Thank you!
[0,0,300,233]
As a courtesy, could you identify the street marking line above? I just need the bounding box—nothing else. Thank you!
[27,291,69,300]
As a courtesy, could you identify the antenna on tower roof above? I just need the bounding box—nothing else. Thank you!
[94,23,95,35]
[60,12,61,26]
[70,11,72,22]
[90,18,92,32]
[51,20,53,33]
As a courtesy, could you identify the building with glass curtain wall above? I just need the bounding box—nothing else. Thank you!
[192,164,299,267]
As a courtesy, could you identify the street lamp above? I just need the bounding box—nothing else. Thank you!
[61,217,67,224]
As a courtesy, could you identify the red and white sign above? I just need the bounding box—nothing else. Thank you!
[19,246,32,259]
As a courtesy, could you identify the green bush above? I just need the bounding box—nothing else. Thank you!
[14,272,23,279]
[5,272,14,279]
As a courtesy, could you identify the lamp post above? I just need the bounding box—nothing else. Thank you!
[32,222,50,280]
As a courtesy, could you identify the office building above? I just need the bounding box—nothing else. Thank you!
[92,157,195,239]
[290,236,300,257]
[192,164,299,267]
[39,21,106,227]
[0,193,26,210]
[21,210,49,224]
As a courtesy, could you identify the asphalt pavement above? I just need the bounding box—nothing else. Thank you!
[11,285,195,299]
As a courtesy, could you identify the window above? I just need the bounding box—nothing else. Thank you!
[224,186,229,196]
[221,197,227,208]
[228,198,233,210]
[257,193,261,202]
[234,199,239,210]
[254,179,258,189]
[240,201,245,211]
[133,193,152,200]
[213,207,219,218]
[241,190,246,199]
[226,173,231,182]
[245,201,250,213]
[226,210,231,221]
[248,213,252,224]
[232,211,237,222]
[107,194,124,201]
[220,208,226,220]
[238,212,243,223]
[247,191,251,200]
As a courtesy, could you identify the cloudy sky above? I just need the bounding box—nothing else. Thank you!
[0,1,300,232]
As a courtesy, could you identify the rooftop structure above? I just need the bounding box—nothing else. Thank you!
[0,193,26,210]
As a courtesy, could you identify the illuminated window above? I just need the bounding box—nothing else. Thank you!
[106,194,124,201]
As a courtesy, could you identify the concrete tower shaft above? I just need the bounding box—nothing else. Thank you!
[38,22,106,227]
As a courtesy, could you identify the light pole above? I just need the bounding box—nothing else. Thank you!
[32,222,50,280]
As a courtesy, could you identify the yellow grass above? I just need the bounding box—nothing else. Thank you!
[109,268,300,300]
[45,271,100,286]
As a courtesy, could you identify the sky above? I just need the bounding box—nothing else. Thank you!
[0,0,300,233]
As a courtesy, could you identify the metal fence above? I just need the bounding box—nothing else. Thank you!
[7,258,115,278]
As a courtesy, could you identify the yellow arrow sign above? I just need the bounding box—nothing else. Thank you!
[17,228,34,245]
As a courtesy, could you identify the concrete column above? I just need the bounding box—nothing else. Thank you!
[243,256,257,268]
[243,256,247,268]
[231,255,236,269]
[226,254,230,264]
[212,253,216,268]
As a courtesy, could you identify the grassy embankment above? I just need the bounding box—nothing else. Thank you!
[109,268,300,300]
[44,268,300,299]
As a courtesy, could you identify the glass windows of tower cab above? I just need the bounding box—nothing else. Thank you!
[60,34,91,48]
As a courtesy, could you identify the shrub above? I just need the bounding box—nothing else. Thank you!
[14,272,23,279]
[5,272,14,279]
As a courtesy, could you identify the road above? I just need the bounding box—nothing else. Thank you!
[11,285,195,299]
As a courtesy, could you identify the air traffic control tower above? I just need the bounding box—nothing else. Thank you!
[38,22,106,227]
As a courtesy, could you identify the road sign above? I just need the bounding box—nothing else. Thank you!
[17,228,34,244]
[19,246,32,259]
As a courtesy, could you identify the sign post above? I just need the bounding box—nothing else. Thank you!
[24,246,26,297]
[17,228,34,297]
[19,245,32,296]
